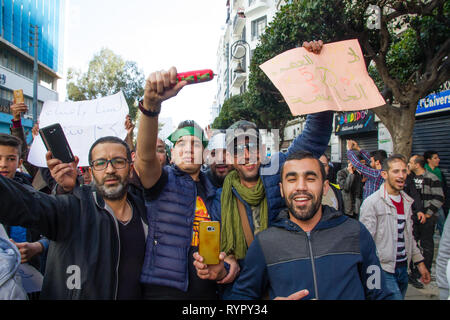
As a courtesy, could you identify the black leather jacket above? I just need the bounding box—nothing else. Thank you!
[0,174,147,299]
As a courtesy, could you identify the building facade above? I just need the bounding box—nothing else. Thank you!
[212,0,287,122]
[0,0,65,144]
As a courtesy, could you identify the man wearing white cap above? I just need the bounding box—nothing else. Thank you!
[205,130,233,188]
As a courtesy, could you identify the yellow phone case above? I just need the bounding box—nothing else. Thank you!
[13,89,24,104]
[199,221,220,265]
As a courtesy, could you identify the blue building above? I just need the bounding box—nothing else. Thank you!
[0,0,65,144]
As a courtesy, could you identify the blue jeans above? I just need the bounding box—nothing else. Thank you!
[436,208,446,236]
[383,264,409,300]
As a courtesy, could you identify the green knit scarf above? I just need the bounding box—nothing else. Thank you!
[220,170,268,260]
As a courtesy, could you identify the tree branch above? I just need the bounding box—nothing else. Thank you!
[418,38,450,94]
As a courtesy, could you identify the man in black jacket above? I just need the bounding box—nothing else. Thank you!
[0,136,147,299]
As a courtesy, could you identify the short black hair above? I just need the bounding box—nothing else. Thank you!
[411,154,426,168]
[0,133,22,158]
[423,150,438,162]
[177,120,203,131]
[175,120,207,147]
[281,150,326,182]
[88,136,131,165]
[382,154,407,171]
[370,150,387,163]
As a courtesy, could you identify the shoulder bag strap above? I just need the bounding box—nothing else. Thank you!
[236,198,254,247]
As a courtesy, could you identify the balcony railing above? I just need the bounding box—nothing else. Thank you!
[246,0,269,15]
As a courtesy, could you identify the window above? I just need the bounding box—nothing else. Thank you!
[251,16,267,41]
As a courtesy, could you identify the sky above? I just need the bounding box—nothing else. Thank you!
[62,0,227,131]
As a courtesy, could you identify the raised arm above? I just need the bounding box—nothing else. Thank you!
[347,149,381,179]
[135,67,186,189]
[124,114,135,153]
[9,103,38,178]
[287,111,333,159]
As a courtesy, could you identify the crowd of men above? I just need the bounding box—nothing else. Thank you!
[0,40,449,300]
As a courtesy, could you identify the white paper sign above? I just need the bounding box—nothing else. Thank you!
[28,92,129,167]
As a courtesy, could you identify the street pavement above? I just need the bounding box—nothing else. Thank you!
[405,234,441,300]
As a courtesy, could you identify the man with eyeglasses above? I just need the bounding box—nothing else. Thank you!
[0,136,148,299]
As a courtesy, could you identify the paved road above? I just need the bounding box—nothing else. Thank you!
[405,234,441,300]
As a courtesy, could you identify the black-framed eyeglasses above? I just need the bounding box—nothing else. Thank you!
[90,157,129,171]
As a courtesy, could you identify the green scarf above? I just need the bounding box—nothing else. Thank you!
[425,163,443,182]
[220,170,268,260]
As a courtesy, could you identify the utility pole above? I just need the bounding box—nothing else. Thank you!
[30,25,39,124]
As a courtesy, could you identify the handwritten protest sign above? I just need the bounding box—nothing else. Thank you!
[259,39,386,115]
[28,92,129,167]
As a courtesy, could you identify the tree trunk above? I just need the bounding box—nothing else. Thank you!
[373,102,417,158]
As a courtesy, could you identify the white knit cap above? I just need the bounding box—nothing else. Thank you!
[207,133,226,151]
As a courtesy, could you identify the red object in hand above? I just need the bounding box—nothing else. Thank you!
[177,69,214,85]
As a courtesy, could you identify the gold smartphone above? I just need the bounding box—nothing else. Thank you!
[13,89,24,104]
[199,221,220,265]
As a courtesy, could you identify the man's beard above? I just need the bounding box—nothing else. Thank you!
[286,190,323,222]
[94,174,128,201]
[236,164,260,183]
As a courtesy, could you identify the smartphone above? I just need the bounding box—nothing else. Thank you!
[199,221,220,265]
[39,123,75,163]
[13,89,24,104]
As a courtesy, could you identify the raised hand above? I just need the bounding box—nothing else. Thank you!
[303,40,324,54]
[143,67,187,112]
[46,151,79,192]
[32,122,40,139]
[124,115,135,135]
[10,103,28,121]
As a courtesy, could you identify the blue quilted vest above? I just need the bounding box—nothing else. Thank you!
[140,165,218,292]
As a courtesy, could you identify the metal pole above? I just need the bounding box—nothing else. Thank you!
[32,25,39,124]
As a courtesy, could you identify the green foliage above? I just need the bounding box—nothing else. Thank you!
[212,92,259,129]
[66,48,145,121]
[214,0,448,153]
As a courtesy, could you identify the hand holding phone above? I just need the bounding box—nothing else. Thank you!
[39,123,75,163]
[199,221,220,265]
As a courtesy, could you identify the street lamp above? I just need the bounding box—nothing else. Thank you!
[29,24,39,124]
[230,40,250,74]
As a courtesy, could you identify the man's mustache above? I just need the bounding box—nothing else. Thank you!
[289,191,313,200]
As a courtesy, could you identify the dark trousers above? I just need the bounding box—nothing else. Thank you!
[411,215,437,277]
